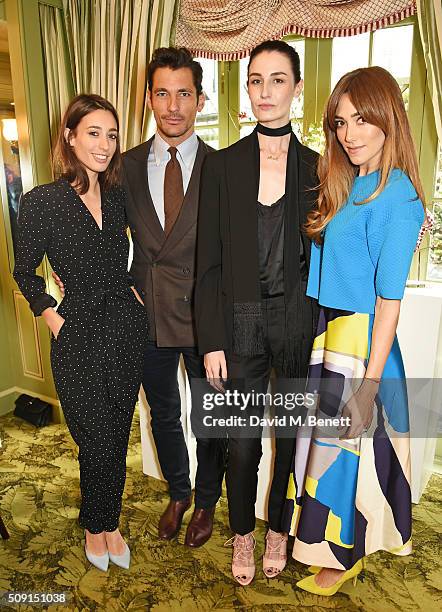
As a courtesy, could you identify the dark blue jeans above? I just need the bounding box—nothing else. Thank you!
[142,342,226,508]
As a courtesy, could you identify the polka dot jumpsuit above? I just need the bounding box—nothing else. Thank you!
[13,179,149,533]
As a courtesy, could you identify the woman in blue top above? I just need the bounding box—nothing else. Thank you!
[282,66,425,596]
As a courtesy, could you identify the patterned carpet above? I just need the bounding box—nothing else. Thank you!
[0,409,441,611]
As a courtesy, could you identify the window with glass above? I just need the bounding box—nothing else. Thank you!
[331,32,370,88]
[427,144,442,281]
[331,24,414,107]
[196,21,415,149]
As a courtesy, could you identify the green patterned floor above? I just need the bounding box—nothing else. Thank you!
[0,410,441,611]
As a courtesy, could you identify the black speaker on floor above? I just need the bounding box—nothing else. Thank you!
[14,394,52,427]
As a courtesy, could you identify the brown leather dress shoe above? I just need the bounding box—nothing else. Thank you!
[158,498,191,540]
[184,506,216,548]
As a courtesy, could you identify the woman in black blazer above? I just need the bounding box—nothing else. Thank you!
[195,40,319,585]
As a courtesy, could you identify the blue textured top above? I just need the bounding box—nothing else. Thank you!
[307,169,424,314]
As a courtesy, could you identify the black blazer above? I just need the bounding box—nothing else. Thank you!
[195,131,319,356]
[123,136,214,347]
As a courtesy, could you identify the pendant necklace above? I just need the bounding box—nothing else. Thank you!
[256,121,292,161]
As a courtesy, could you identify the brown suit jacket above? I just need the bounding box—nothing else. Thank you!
[123,135,213,347]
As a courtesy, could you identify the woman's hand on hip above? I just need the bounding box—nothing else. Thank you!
[41,307,65,340]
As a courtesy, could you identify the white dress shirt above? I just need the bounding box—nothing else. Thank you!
[147,131,199,229]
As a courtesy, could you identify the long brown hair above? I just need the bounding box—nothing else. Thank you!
[52,93,122,194]
[306,66,425,243]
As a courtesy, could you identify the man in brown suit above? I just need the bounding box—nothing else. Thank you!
[122,47,225,547]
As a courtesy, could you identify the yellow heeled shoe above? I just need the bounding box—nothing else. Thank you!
[296,559,364,596]
[307,565,320,574]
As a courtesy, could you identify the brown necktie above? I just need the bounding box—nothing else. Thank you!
[164,146,184,236]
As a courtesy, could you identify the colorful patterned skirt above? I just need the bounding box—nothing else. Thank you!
[282,307,412,570]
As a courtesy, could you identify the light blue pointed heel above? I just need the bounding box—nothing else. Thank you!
[109,543,131,569]
[84,545,109,572]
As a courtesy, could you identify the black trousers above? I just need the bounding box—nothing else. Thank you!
[226,295,312,535]
[52,290,149,534]
[142,342,225,508]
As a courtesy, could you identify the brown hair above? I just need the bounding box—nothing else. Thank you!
[306,66,425,243]
[52,93,122,194]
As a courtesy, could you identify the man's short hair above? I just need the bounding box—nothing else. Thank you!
[147,47,203,96]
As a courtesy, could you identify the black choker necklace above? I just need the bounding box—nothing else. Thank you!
[255,122,292,137]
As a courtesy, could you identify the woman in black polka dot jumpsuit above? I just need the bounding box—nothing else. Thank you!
[13,94,148,571]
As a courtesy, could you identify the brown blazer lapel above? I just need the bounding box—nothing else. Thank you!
[156,138,209,260]
[124,137,165,249]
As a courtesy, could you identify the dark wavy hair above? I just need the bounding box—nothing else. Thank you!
[52,94,122,195]
[248,39,301,84]
[147,46,203,96]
